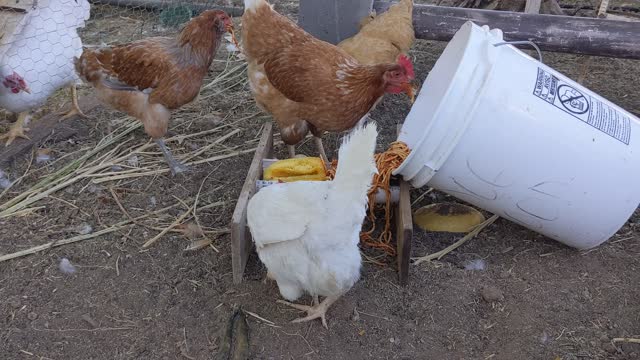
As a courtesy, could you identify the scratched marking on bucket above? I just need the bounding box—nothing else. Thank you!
[533,68,631,145]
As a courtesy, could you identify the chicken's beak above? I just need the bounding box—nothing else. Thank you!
[22,86,31,94]
[402,82,416,104]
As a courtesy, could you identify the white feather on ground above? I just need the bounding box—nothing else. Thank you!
[247,122,379,329]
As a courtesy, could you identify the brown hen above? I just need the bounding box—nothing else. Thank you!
[75,10,235,175]
[242,0,415,163]
[337,0,415,66]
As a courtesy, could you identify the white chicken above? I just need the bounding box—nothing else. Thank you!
[0,0,91,146]
[247,122,379,329]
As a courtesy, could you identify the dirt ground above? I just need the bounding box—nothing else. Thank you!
[1,1,639,359]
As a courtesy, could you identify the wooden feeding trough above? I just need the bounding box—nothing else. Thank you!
[230,122,414,285]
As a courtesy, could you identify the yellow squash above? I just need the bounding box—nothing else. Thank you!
[263,157,328,182]
[414,203,485,233]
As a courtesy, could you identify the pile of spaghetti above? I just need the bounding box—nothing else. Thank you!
[326,141,410,257]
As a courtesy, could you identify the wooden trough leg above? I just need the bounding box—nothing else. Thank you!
[395,178,413,286]
[230,122,274,285]
[524,0,542,14]
[394,124,413,286]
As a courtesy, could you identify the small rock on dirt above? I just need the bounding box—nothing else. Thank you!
[27,312,38,320]
[75,223,93,235]
[481,285,504,302]
[81,314,99,328]
[464,259,486,271]
[350,308,360,322]
[540,331,550,344]
[0,169,11,189]
[8,298,21,309]
[603,343,619,354]
[620,342,639,356]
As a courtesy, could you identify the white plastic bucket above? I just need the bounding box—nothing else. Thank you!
[394,21,640,249]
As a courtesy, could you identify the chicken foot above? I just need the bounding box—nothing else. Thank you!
[0,112,30,147]
[277,294,340,329]
[57,85,89,121]
[155,138,188,176]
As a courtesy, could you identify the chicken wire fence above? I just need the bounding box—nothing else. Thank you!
[0,0,242,119]
[83,0,242,43]
[0,0,241,57]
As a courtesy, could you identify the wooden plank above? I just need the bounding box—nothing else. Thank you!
[605,13,640,22]
[298,0,374,44]
[524,0,541,14]
[395,179,413,286]
[0,96,101,166]
[394,124,413,286]
[373,2,640,59]
[230,121,273,284]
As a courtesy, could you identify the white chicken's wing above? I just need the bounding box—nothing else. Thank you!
[247,181,330,247]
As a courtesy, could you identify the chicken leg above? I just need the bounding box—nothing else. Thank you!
[155,138,188,176]
[287,138,328,164]
[0,112,30,146]
[277,294,341,329]
[314,136,329,165]
[57,85,88,121]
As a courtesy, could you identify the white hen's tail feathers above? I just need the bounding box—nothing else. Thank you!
[329,122,379,205]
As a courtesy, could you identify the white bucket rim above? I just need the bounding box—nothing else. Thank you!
[393,21,501,184]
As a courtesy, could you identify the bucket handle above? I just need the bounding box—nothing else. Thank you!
[493,41,543,63]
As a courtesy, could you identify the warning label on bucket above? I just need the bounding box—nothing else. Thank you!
[533,68,631,145]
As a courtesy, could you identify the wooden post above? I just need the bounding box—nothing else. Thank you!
[395,177,413,285]
[373,2,640,59]
[524,0,542,14]
[298,0,374,44]
[597,0,610,18]
[393,125,414,286]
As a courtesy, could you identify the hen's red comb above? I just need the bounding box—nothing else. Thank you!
[397,54,415,79]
